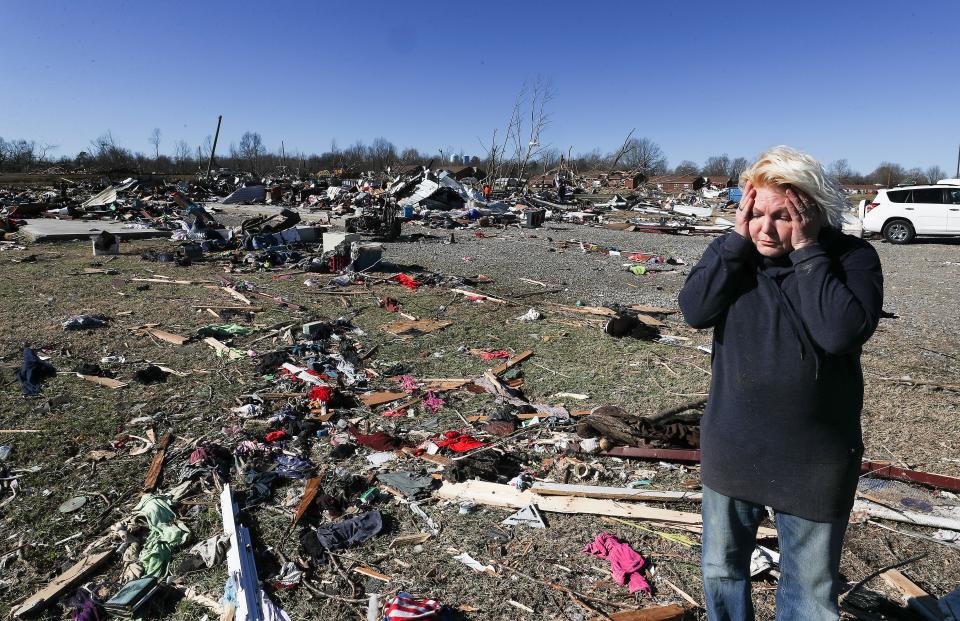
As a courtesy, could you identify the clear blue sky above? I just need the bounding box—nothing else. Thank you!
[2,0,958,174]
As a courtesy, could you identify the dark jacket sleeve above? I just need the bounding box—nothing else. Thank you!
[789,238,883,354]
[678,233,755,328]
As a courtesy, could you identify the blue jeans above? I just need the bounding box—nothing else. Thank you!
[701,485,848,621]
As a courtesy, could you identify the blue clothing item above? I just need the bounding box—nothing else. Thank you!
[15,348,56,395]
[679,229,883,522]
[701,485,847,621]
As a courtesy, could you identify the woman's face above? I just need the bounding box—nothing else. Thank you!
[749,185,796,257]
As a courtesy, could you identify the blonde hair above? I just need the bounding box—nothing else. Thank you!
[740,146,845,228]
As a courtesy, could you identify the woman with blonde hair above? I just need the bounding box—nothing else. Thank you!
[679,146,883,621]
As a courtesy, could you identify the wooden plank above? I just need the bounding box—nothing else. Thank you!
[192,305,264,310]
[853,499,960,531]
[144,327,189,345]
[635,314,666,328]
[382,320,452,337]
[143,432,172,492]
[358,391,407,407]
[12,550,113,617]
[450,288,507,304]
[352,566,391,582]
[589,445,703,463]
[588,604,687,621]
[76,373,128,389]
[629,304,678,315]
[292,477,322,527]
[545,302,618,318]
[389,533,432,549]
[531,482,703,502]
[204,337,243,359]
[130,277,197,285]
[144,452,166,491]
[221,287,252,305]
[860,461,960,492]
[881,570,946,621]
[435,480,702,525]
[491,350,533,375]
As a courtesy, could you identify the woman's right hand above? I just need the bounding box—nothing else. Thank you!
[735,181,755,239]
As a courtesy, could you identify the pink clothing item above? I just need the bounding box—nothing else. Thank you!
[582,532,651,594]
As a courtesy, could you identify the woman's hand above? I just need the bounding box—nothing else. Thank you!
[735,181,755,239]
[784,186,822,250]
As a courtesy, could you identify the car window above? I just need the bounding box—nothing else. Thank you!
[911,188,944,204]
[947,189,960,205]
[886,190,909,203]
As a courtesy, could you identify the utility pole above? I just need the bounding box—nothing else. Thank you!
[206,115,223,179]
[955,144,959,178]
[281,140,286,170]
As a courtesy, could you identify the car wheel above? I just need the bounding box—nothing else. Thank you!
[882,219,915,244]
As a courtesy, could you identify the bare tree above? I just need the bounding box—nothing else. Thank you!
[149,128,161,159]
[238,131,265,172]
[481,78,556,186]
[702,154,732,177]
[869,162,906,186]
[608,128,636,170]
[368,137,397,170]
[924,165,947,183]
[90,131,133,170]
[827,159,853,182]
[730,157,750,180]
[173,139,192,172]
[618,137,667,175]
[903,167,925,185]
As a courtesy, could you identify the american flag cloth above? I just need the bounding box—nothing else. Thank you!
[382,593,443,620]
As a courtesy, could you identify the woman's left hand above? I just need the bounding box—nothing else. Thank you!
[785,187,822,250]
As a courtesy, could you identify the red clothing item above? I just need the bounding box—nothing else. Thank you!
[582,532,650,594]
[265,431,287,443]
[434,431,486,452]
[309,386,332,402]
[393,274,421,290]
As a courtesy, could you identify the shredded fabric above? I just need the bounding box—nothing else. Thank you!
[15,347,56,395]
[309,385,332,402]
[350,427,409,451]
[423,391,445,414]
[582,532,651,594]
[399,375,418,393]
[265,430,287,443]
[433,431,485,453]
[382,592,443,620]
[300,510,383,563]
[274,454,312,479]
[393,274,421,290]
[67,589,103,621]
[480,350,511,360]
[133,494,191,577]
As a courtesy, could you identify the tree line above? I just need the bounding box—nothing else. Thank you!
[0,130,950,187]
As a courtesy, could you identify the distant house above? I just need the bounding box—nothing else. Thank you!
[648,174,733,193]
[575,169,645,189]
[648,174,699,193]
[608,171,646,190]
[528,174,555,190]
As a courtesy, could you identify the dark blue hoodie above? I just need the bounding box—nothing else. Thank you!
[678,228,883,522]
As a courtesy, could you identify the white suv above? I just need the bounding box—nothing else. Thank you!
[862,180,960,243]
